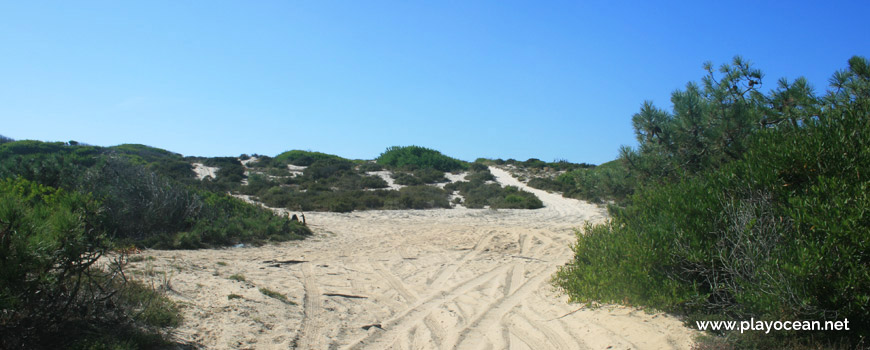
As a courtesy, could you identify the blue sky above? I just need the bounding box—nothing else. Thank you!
[2,1,868,164]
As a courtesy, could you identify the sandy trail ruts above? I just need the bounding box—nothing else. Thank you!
[130,167,697,349]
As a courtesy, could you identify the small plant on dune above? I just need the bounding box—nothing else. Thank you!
[228,274,246,282]
[376,145,467,172]
[259,288,296,305]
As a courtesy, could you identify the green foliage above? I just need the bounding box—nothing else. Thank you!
[385,185,451,210]
[0,140,101,189]
[303,158,354,180]
[556,56,870,347]
[464,169,495,182]
[478,157,594,171]
[376,146,467,171]
[108,144,194,181]
[257,185,450,212]
[0,140,311,249]
[446,168,542,209]
[259,287,295,305]
[0,177,179,349]
[274,150,346,166]
[203,157,246,184]
[81,157,201,242]
[392,168,448,185]
[357,162,384,172]
[533,160,632,203]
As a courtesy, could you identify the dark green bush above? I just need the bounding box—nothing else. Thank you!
[392,168,447,185]
[526,177,569,193]
[303,158,354,180]
[446,167,543,210]
[464,168,495,182]
[358,162,384,172]
[81,157,202,242]
[274,150,345,166]
[555,56,870,348]
[384,185,451,210]
[0,178,179,349]
[376,146,467,171]
[393,172,423,185]
[203,157,246,184]
[469,162,489,172]
[359,174,389,189]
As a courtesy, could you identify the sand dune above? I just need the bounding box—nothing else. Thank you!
[130,167,697,349]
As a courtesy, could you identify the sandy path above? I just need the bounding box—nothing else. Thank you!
[131,167,696,349]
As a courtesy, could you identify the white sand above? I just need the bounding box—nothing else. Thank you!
[192,163,219,180]
[130,166,697,349]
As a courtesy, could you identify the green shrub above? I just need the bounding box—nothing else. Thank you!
[555,56,870,348]
[358,174,389,189]
[303,158,354,180]
[259,288,295,305]
[526,177,568,193]
[0,177,179,349]
[376,146,467,171]
[464,169,495,182]
[392,172,422,185]
[358,162,384,172]
[274,150,345,166]
[446,175,542,209]
[385,185,451,210]
[203,157,246,185]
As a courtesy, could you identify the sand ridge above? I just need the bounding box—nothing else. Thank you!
[130,166,697,349]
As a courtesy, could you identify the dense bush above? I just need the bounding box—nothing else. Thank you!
[477,157,594,171]
[109,144,195,181]
[446,167,543,209]
[357,162,384,172]
[385,185,451,209]
[0,140,311,249]
[530,160,632,203]
[0,178,179,349]
[256,185,450,212]
[555,56,870,348]
[0,141,101,189]
[203,157,246,184]
[376,146,467,171]
[274,150,347,166]
[464,169,496,182]
[392,168,448,185]
[303,158,355,180]
[157,191,311,248]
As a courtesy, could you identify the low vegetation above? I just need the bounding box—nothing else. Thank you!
[259,288,295,305]
[0,140,312,348]
[445,167,543,209]
[392,168,449,185]
[555,56,870,348]
[377,145,467,171]
[526,159,631,203]
[0,177,180,349]
[273,149,348,166]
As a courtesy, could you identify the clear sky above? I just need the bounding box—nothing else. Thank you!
[2,1,868,164]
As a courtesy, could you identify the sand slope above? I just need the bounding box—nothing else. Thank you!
[131,167,696,349]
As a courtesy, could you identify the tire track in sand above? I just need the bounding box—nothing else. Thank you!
[298,263,325,350]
